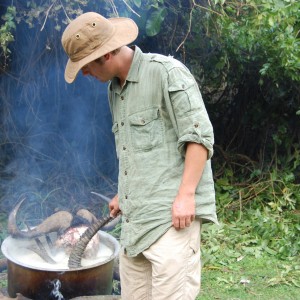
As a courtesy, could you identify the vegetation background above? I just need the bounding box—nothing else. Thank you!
[0,0,299,299]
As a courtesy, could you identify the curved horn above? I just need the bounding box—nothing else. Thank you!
[89,192,121,230]
[102,214,121,231]
[68,214,116,269]
[7,198,26,235]
[76,209,98,224]
[76,208,121,231]
[8,199,73,239]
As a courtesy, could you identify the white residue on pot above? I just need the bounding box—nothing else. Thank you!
[2,231,115,270]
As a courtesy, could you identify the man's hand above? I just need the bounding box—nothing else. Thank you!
[172,192,195,229]
[171,142,208,230]
[109,194,121,217]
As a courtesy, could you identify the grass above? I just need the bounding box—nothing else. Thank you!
[0,169,299,299]
[0,237,299,299]
[198,255,300,300]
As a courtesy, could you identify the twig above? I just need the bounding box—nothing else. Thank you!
[176,2,194,52]
[169,14,178,48]
[176,0,224,51]
[59,0,71,23]
[107,0,119,17]
[237,190,243,222]
[121,0,141,17]
[193,0,223,17]
[41,1,56,31]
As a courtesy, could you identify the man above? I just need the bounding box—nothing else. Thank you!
[61,12,218,300]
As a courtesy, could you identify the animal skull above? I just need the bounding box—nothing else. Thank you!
[7,198,102,263]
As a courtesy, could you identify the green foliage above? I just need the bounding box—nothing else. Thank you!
[15,0,90,29]
[202,206,300,283]
[202,159,300,287]
[202,141,300,284]
[211,0,300,82]
[145,6,167,36]
[199,256,300,299]
[267,264,300,287]
[0,5,16,69]
[0,4,299,297]
[139,0,300,163]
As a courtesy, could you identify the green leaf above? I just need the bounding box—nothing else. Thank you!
[133,0,142,8]
[145,8,167,37]
[265,246,277,255]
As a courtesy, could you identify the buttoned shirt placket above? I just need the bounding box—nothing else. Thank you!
[117,84,130,224]
[108,46,218,257]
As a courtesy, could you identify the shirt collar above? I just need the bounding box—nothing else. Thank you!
[126,45,142,83]
[111,45,142,90]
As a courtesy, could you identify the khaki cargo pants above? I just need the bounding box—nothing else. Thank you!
[119,219,201,300]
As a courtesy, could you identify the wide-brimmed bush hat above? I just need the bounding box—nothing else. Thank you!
[61,12,138,83]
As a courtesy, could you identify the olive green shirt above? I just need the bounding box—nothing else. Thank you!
[108,46,218,257]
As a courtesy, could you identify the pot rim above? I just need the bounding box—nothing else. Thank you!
[1,230,120,272]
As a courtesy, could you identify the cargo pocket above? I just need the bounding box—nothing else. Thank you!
[129,108,163,151]
[112,122,120,158]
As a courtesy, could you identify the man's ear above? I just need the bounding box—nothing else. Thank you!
[103,53,111,61]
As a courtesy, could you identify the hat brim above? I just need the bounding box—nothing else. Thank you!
[64,17,138,83]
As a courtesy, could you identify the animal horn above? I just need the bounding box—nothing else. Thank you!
[76,209,98,224]
[76,208,121,230]
[8,198,73,239]
[68,214,116,269]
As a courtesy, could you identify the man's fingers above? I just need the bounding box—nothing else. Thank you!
[110,208,121,217]
[173,216,194,229]
[180,218,186,229]
[185,218,191,227]
[182,217,193,228]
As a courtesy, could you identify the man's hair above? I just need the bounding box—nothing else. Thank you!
[111,48,121,55]
[94,48,121,64]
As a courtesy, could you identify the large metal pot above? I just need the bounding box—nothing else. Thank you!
[1,231,120,299]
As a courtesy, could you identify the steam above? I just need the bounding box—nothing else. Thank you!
[49,279,64,300]
[0,5,118,220]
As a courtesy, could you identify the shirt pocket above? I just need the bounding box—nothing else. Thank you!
[129,108,163,151]
[112,122,120,158]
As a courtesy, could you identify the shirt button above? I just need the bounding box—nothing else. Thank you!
[121,96,124,100]
[125,195,128,199]
[124,170,127,175]
[121,122,124,126]
[123,146,126,150]
[126,219,129,223]
[194,123,199,128]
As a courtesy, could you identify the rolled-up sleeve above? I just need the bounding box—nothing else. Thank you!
[167,67,214,159]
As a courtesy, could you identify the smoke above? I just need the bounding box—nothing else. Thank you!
[49,279,64,300]
[0,5,118,220]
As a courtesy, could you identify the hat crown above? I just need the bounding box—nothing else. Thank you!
[61,12,138,83]
[62,12,114,62]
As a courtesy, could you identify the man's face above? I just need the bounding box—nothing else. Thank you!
[81,55,112,82]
